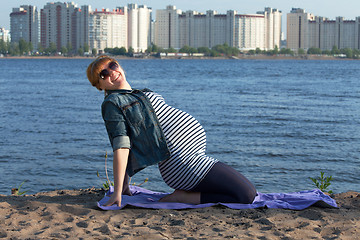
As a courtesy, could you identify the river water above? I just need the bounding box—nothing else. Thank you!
[0,58,359,195]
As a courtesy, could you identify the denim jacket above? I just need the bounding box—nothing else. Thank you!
[101,89,170,177]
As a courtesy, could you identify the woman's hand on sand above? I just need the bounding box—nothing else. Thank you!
[104,193,122,207]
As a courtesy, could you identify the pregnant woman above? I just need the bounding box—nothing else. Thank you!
[86,56,256,207]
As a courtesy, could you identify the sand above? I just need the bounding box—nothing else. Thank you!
[0,189,359,240]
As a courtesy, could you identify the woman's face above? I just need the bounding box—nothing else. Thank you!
[97,61,126,90]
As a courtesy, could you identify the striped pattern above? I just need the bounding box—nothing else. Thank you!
[145,92,218,190]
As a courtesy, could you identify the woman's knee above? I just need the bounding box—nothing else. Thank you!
[234,184,257,204]
[230,190,255,204]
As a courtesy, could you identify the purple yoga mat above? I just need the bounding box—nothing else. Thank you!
[97,186,338,210]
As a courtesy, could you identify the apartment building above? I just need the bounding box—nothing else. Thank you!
[287,8,360,50]
[154,6,282,50]
[154,6,182,49]
[73,5,92,51]
[258,7,282,50]
[0,27,10,42]
[40,2,78,51]
[128,4,152,52]
[88,4,152,53]
[10,5,39,49]
[89,8,128,52]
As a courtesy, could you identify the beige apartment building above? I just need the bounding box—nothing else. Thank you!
[154,5,282,50]
[89,8,128,52]
[287,8,360,50]
[10,5,39,49]
[89,4,152,53]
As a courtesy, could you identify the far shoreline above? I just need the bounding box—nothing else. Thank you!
[0,54,356,61]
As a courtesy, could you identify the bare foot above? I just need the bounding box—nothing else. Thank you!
[159,190,200,204]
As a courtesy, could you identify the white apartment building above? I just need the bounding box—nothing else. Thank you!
[155,6,282,50]
[89,8,128,52]
[10,5,39,49]
[287,8,360,50]
[0,27,10,42]
[234,14,265,50]
[128,4,152,52]
[258,8,282,50]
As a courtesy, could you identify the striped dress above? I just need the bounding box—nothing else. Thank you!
[145,91,218,190]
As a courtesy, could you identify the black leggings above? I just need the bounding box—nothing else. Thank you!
[191,162,257,204]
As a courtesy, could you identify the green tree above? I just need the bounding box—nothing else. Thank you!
[48,42,57,54]
[322,50,331,55]
[273,45,279,55]
[0,39,6,54]
[331,45,340,55]
[83,42,89,53]
[28,42,33,53]
[18,39,29,55]
[37,43,44,54]
[211,43,239,56]
[66,42,72,54]
[307,47,322,54]
[9,42,20,55]
[210,49,219,57]
[61,46,68,55]
[166,47,177,53]
[255,48,262,54]
[248,49,255,55]
[212,44,226,55]
[279,48,294,55]
[352,49,360,59]
[104,47,111,54]
[230,47,240,56]
[151,44,160,53]
[197,47,211,55]
[179,45,191,53]
[92,48,97,56]
[118,47,127,55]
[78,47,84,56]
[128,46,134,56]
[145,45,152,53]
[6,40,11,54]
[298,48,305,55]
[341,48,353,58]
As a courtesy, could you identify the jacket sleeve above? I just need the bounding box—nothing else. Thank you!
[101,101,131,151]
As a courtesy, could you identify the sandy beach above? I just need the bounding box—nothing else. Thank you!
[0,189,359,239]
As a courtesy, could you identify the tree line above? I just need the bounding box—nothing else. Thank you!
[247,45,360,59]
[1,39,359,59]
[0,39,95,56]
[104,43,241,57]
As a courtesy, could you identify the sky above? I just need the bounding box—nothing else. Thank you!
[1,0,360,32]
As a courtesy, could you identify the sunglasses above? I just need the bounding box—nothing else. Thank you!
[99,61,119,80]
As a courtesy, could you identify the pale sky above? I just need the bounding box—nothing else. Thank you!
[1,0,360,33]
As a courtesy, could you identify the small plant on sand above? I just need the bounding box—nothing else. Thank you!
[97,151,114,190]
[310,171,333,194]
[11,181,28,195]
[97,151,150,190]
